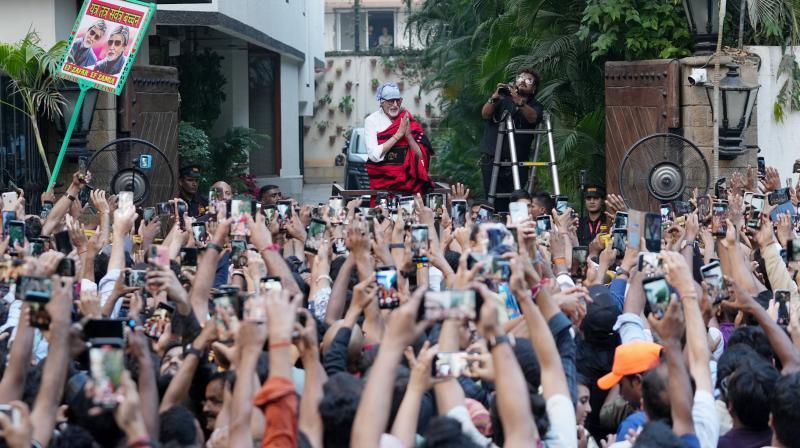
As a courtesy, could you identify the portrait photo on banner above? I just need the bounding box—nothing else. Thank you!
[59,0,154,94]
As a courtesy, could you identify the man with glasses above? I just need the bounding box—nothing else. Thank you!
[94,25,129,76]
[364,82,434,194]
[68,19,107,68]
[479,68,544,212]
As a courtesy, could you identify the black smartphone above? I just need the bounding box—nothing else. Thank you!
[786,239,800,262]
[451,200,467,228]
[56,258,75,277]
[757,157,766,178]
[712,202,729,237]
[427,193,445,219]
[8,220,25,250]
[191,222,207,243]
[277,200,292,228]
[571,246,588,278]
[304,218,327,254]
[715,178,728,201]
[477,205,494,224]
[180,247,198,267]
[613,211,628,230]
[125,269,147,288]
[411,224,429,254]
[612,229,627,256]
[672,200,692,216]
[555,196,569,215]
[423,290,476,321]
[231,239,247,268]
[157,202,174,216]
[642,275,671,318]
[88,343,124,408]
[142,207,157,224]
[659,204,672,223]
[54,230,73,254]
[775,289,790,326]
[376,266,400,309]
[536,215,552,235]
[19,276,52,329]
[29,238,46,257]
[697,196,711,220]
[643,213,662,252]
[40,201,54,220]
[769,188,790,206]
[260,276,282,292]
[491,256,511,281]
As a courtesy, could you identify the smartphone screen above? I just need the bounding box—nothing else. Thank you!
[54,230,73,255]
[29,238,45,257]
[555,196,569,215]
[427,193,445,219]
[191,222,207,243]
[118,191,134,212]
[433,352,474,378]
[697,196,711,220]
[423,290,476,321]
[509,202,528,226]
[638,252,661,273]
[277,200,292,228]
[142,207,156,224]
[40,201,54,220]
[399,196,415,218]
[757,157,766,178]
[230,240,246,268]
[181,247,198,267]
[673,201,692,216]
[125,269,147,288]
[477,205,493,224]
[769,189,790,206]
[8,221,25,250]
[411,225,428,254]
[451,200,467,228]
[536,216,552,236]
[56,258,76,277]
[612,230,627,255]
[19,276,52,329]
[571,246,588,277]
[260,276,282,292]
[89,345,124,408]
[787,239,800,262]
[304,219,327,254]
[751,194,766,213]
[659,204,672,223]
[149,245,170,268]
[775,290,790,326]
[642,276,671,307]
[376,267,399,309]
[491,257,511,281]
[613,212,628,230]
[643,213,662,252]
[712,202,729,237]
[328,197,345,224]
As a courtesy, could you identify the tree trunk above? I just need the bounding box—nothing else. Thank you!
[28,108,52,181]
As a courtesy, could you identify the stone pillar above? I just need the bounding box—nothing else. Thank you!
[87,92,117,150]
[680,55,760,180]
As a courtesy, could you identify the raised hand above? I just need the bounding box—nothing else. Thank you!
[450,183,470,201]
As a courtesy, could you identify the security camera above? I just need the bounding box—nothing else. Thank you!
[688,68,708,86]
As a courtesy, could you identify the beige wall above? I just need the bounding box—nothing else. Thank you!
[0,0,77,47]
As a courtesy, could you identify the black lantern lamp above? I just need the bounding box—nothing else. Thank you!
[705,64,760,159]
[55,81,99,160]
[682,0,719,55]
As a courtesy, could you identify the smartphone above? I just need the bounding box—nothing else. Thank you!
[260,276,282,292]
[40,201,54,220]
[552,195,569,215]
[411,224,429,254]
[54,230,73,255]
[477,205,494,224]
[277,200,292,228]
[491,257,511,281]
[376,266,400,309]
[712,202,729,237]
[638,252,661,273]
[642,275,671,310]
[19,276,52,329]
[89,344,124,408]
[643,213,662,252]
[786,239,800,262]
[398,196,415,217]
[659,204,672,223]
[149,245,170,268]
[141,207,156,225]
[750,194,766,214]
[757,157,766,178]
[536,215,552,236]
[230,239,247,268]
[775,289,790,326]
[231,198,253,220]
[451,200,467,228]
[157,202,174,215]
[769,188,790,206]
[191,222,207,243]
[181,247,198,267]
[697,196,711,221]
[241,294,266,322]
[1,191,18,211]
[263,204,277,223]
[571,246,588,277]
[672,201,692,217]
[176,201,188,216]
[1,210,15,236]
[427,193,445,219]
[0,404,20,426]
[125,269,147,288]
[332,237,347,255]
[118,191,134,212]
[78,156,89,177]
[715,178,728,201]
[700,261,724,291]
[433,352,474,378]
[613,212,629,230]
[509,202,528,226]
[424,290,476,321]
[56,258,76,277]
[29,238,46,257]
[304,218,327,254]
[8,220,25,250]
[612,229,627,256]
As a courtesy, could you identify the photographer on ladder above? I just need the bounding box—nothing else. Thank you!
[479,68,544,212]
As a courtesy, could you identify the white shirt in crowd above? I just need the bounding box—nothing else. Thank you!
[364,109,394,163]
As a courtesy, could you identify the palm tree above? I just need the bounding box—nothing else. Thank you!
[0,31,68,179]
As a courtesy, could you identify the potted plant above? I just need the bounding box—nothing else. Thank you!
[338,95,355,115]
[328,107,335,117]
[370,58,377,67]
[397,80,404,90]
[414,95,421,105]
[382,57,395,76]
[371,78,380,90]
[327,59,333,68]
[336,125,344,135]
[327,81,334,91]
[317,94,332,108]
[317,120,329,134]
[345,80,353,91]
[425,102,434,117]
[345,58,352,67]
[335,67,343,77]
[329,135,337,145]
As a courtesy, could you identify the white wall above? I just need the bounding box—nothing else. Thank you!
[0,0,78,47]
[747,46,800,182]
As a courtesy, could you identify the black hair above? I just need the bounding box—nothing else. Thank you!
[159,406,198,446]
[421,416,483,448]
[641,364,671,425]
[716,344,759,392]
[531,192,552,212]
[24,216,42,240]
[93,252,110,284]
[770,372,800,448]
[444,250,461,273]
[726,360,779,430]
[633,420,684,448]
[51,424,97,448]
[510,189,532,202]
[727,326,774,363]
[258,185,280,199]
[489,389,549,447]
[319,373,363,448]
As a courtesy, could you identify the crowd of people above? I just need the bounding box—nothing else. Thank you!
[0,159,797,448]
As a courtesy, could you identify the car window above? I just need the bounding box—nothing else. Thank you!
[351,131,367,154]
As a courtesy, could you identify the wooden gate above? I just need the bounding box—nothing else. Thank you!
[118,65,180,205]
[605,60,680,209]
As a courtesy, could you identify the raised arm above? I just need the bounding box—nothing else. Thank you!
[296,309,327,448]
[325,256,354,324]
[190,218,233,321]
[159,323,215,412]
[41,172,82,236]
[0,308,34,402]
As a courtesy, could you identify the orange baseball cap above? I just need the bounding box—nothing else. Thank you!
[597,341,662,390]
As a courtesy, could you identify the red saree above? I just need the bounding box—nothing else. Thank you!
[366,111,434,194]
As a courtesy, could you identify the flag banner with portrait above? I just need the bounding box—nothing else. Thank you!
[58,0,155,95]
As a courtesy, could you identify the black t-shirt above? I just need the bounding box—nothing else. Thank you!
[184,194,209,217]
[479,95,544,160]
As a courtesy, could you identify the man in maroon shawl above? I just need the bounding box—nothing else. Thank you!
[364,82,434,194]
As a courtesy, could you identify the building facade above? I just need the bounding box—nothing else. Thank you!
[0,0,324,197]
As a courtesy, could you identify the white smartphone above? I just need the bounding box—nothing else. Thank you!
[1,192,18,211]
[509,202,528,225]
[118,191,134,212]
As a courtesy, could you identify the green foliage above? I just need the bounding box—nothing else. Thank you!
[338,95,354,113]
[208,127,267,193]
[0,31,68,179]
[177,121,211,170]
[176,48,226,132]
[578,0,692,60]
